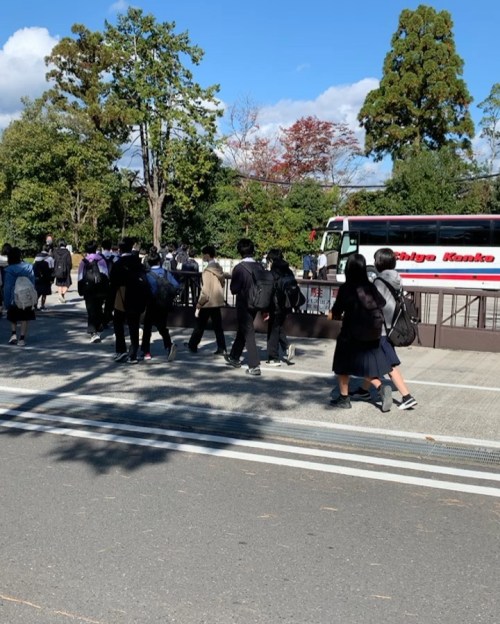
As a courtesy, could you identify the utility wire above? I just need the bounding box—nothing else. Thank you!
[235,170,500,190]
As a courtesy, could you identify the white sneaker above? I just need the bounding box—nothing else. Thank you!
[8,334,17,345]
[286,344,295,362]
[166,343,177,362]
[18,338,26,347]
[90,333,101,343]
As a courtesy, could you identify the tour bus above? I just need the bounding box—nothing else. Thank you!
[320,215,500,289]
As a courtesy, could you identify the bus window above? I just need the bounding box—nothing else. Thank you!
[337,232,359,274]
[356,220,388,245]
[438,219,491,246]
[388,220,414,245]
[493,221,500,246]
[412,221,437,245]
[323,231,341,252]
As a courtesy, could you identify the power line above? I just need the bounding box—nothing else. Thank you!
[235,170,500,190]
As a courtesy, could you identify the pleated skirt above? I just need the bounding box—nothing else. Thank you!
[333,331,392,378]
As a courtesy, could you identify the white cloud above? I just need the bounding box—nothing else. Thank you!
[0,27,58,126]
[257,78,379,139]
[296,63,310,73]
[109,0,130,13]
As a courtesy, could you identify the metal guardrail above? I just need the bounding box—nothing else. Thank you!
[172,271,500,352]
[173,271,338,314]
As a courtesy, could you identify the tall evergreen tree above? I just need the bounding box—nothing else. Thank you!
[478,83,500,173]
[358,5,474,162]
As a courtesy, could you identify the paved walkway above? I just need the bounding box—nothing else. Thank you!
[2,287,499,455]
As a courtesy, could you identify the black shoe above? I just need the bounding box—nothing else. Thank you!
[398,395,417,410]
[213,349,227,356]
[183,341,197,353]
[265,359,282,367]
[330,395,352,409]
[349,388,371,401]
[224,354,241,368]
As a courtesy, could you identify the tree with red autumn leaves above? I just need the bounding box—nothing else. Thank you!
[274,115,362,186]
[223,103,361,189]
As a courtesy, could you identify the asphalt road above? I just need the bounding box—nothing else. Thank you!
[1,298,499,623]
[1,429,498,624]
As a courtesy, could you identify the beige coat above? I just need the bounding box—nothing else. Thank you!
[197,262,225,308]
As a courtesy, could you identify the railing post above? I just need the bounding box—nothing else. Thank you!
[435,290,444,349]
[478,294,486,329]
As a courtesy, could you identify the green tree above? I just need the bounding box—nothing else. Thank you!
[281,181,337,262]
[485,176,500,214]
[0,99,121,250]
[105,8,222,247]
[358,5,474,162]
[342,189,393,216]
[384,148,483,214]
[478,83,500,173]
[99,170,151,244]
[45,24,128,149]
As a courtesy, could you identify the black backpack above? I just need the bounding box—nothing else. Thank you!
[123,265,151,314]
[33,259,53,284]
[276,274,306,310]
[376,277,420,347]
[78,259,110,297]
[351,286,385,342]
[53,249,67,280]
[150,270,179,309]
[241,262,275,311]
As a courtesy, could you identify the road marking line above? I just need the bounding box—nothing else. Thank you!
[1,418,499,498]
[2,408,499,481]
[3,343,500,393]
[1,384,499,450]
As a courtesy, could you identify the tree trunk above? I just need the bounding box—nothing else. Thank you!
[149,196,163,248]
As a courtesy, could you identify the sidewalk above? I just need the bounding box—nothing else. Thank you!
[5,286,500,458]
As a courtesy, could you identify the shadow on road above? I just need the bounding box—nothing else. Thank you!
[0,310,333,475]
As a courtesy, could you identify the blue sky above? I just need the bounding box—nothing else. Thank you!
[0,0,498,181]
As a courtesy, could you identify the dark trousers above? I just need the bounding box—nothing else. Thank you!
[267,311,289,360]
[103,290,114,326]
[230,305,260,368]
[141,304,172,353]
[189,307,226,351]
[85,296,105,334]
[113,308,141,357]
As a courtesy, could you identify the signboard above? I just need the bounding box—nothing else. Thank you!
[301,284,337,314]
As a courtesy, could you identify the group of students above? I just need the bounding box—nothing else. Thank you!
[329,248,417,411]
[76,235,302,370]
[223,238,302,376]
[2,234,418,411]
[72,236,299,368]
[75,237,180,363]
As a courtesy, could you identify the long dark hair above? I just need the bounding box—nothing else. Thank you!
[345,253,370,286]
